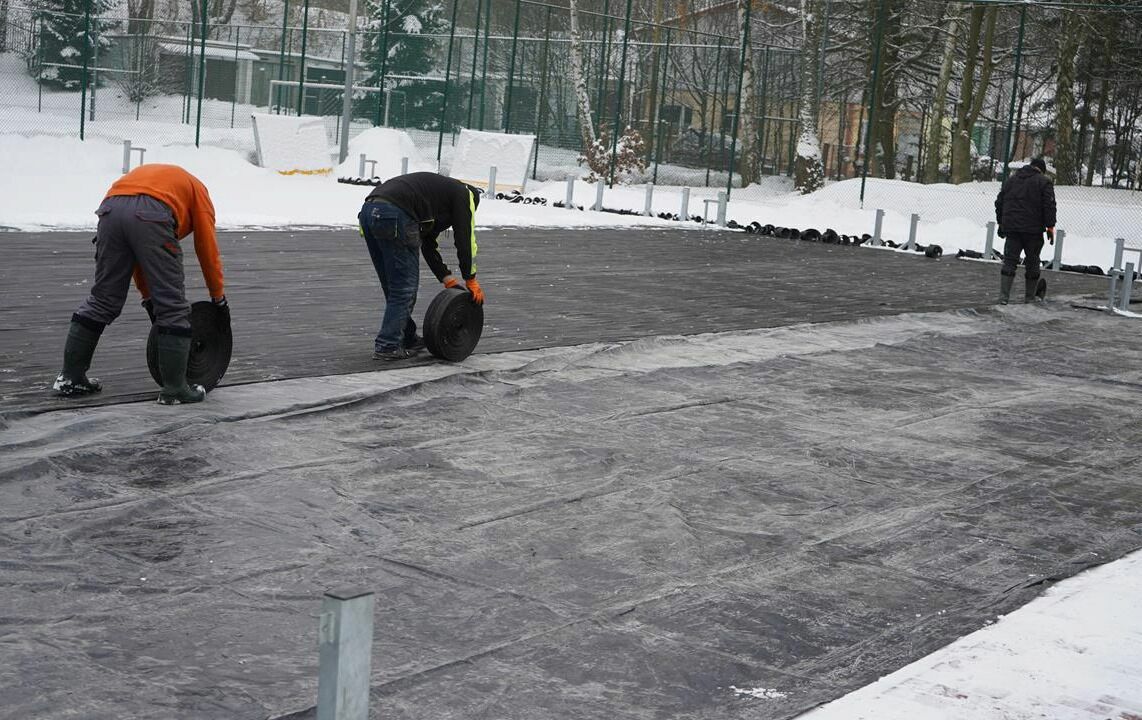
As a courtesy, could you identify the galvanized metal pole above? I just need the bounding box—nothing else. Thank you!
[859,0,888,208]
[465,0,483,128]
[607,0,634,186]
[79,0,91,140]
[478,0,492,130]
[1000,4,1027,181]
[532,6,552,180]
[704,39,723,188]
[194,0,207,147]
[726,0,752,199]
[503,0,522,132]
[436,0,460,166]
[296,0,311,116]
[595,0,611,131]
[375,0,390,125]
[276,0,290,112]
[230,26,240,128]
[316,590,375,720]
[652,27,670,184]
[338,0,358,164]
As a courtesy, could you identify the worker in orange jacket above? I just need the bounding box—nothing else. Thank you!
[54,164,227,404]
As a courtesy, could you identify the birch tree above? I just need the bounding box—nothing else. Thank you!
[794,0,824,192]
[568,0,597,152]
[1053,7,1085,185]
[950,4,997,184]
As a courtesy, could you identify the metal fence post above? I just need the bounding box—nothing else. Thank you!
[906,213,919,251]
[607,0,635,186]
[716,191,727,227]
[436,0,460,166]
[565,177,575,209]
[123,140,133,174]
[594,179,605,211]
[359,153,367,178]
[338,0,359,164]
[871,208,885,246]
[1050,228,1064,270]
[296,0,311,116]
[503,0,522,132]
[488,166,497,197]
[985,221,995,258]
[1122,262,1136,310]
[644,183,654,216]
[317,590,375,720]
[401,157,409,175]
[1108,238,1125,312]
[680,187,690,220]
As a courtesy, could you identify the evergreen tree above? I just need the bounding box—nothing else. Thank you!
[34,0,115,90]
[360,0,446,130]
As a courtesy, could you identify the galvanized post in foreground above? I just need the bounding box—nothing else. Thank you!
[317,590,375,720]
[871,208,885,246]
[488,166,497,197]
[1122,262,1136,310]
[401,157,409,175]
[680,187,690,220]
[594,179,604,211]
[565,177,575,209]
[644,183,654,216]
[1051,229,1065,270]
[906,213,919,251]
[716,191,727,227]
[985,221,996,258]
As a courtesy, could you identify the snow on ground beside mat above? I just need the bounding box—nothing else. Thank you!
[3,110,1142,268]
[796,548,1142,720]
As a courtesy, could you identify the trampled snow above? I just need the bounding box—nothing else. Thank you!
[3,122,1140,272]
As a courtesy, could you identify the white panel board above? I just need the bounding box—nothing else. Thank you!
[450,129,535,192]
[250,113,333,175]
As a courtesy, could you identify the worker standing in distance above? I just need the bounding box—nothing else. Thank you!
[358,172,484,360]
[994,157,1056,304]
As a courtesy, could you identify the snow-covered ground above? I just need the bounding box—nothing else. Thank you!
[3,69,1142,720]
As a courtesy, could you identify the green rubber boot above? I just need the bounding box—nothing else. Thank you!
[155,332,206,405]
[998,274,1014,305]
[1025,276,1044,303]
[53,319,103,396]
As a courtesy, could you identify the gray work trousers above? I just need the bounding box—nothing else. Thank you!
[75,194,191,331]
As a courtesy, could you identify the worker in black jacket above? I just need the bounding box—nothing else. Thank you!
[358,172,484,360]
[994,157,1057,304]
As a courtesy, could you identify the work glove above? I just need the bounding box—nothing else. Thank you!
[1046,227,1055,245]
[212,295,230,320]
[442,275,462,289]
[465,277,485,305]
[141,297,156,324]
[996,226,1006,239]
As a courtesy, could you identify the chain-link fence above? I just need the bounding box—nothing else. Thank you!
[2,0,1140,240]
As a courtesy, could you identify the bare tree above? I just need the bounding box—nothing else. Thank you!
[921,2,961,183]
[568,0,597,152]
[950,4,997,183]
[1053,7,1085,185]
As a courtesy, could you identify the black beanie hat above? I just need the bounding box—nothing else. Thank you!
[1029,157,1047,173]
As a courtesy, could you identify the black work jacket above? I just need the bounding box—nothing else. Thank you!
[994,166,1057,234]
[366,172,480,280]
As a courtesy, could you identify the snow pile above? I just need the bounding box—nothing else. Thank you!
[333,126,433,177]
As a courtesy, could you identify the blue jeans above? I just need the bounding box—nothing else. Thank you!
[359,201,421,352]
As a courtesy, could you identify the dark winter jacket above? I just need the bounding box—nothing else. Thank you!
[366,172,481,280]
[994,165,1057,234]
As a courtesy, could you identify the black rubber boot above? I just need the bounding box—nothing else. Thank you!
[155,332,206,405]
[53,318,103,396]
[1025,276,1043,303]
[998,274,1014,305]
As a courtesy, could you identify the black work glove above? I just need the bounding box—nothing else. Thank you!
[996,226,1006,239]
[141,298,156,324]
[212,295,230,316]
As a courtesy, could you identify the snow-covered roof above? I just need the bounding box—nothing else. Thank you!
[157,42,260,62]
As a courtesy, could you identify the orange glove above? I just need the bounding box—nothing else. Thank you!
[443,275,461,289]
[1046,227,1055,245]
[466,277,485,305]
